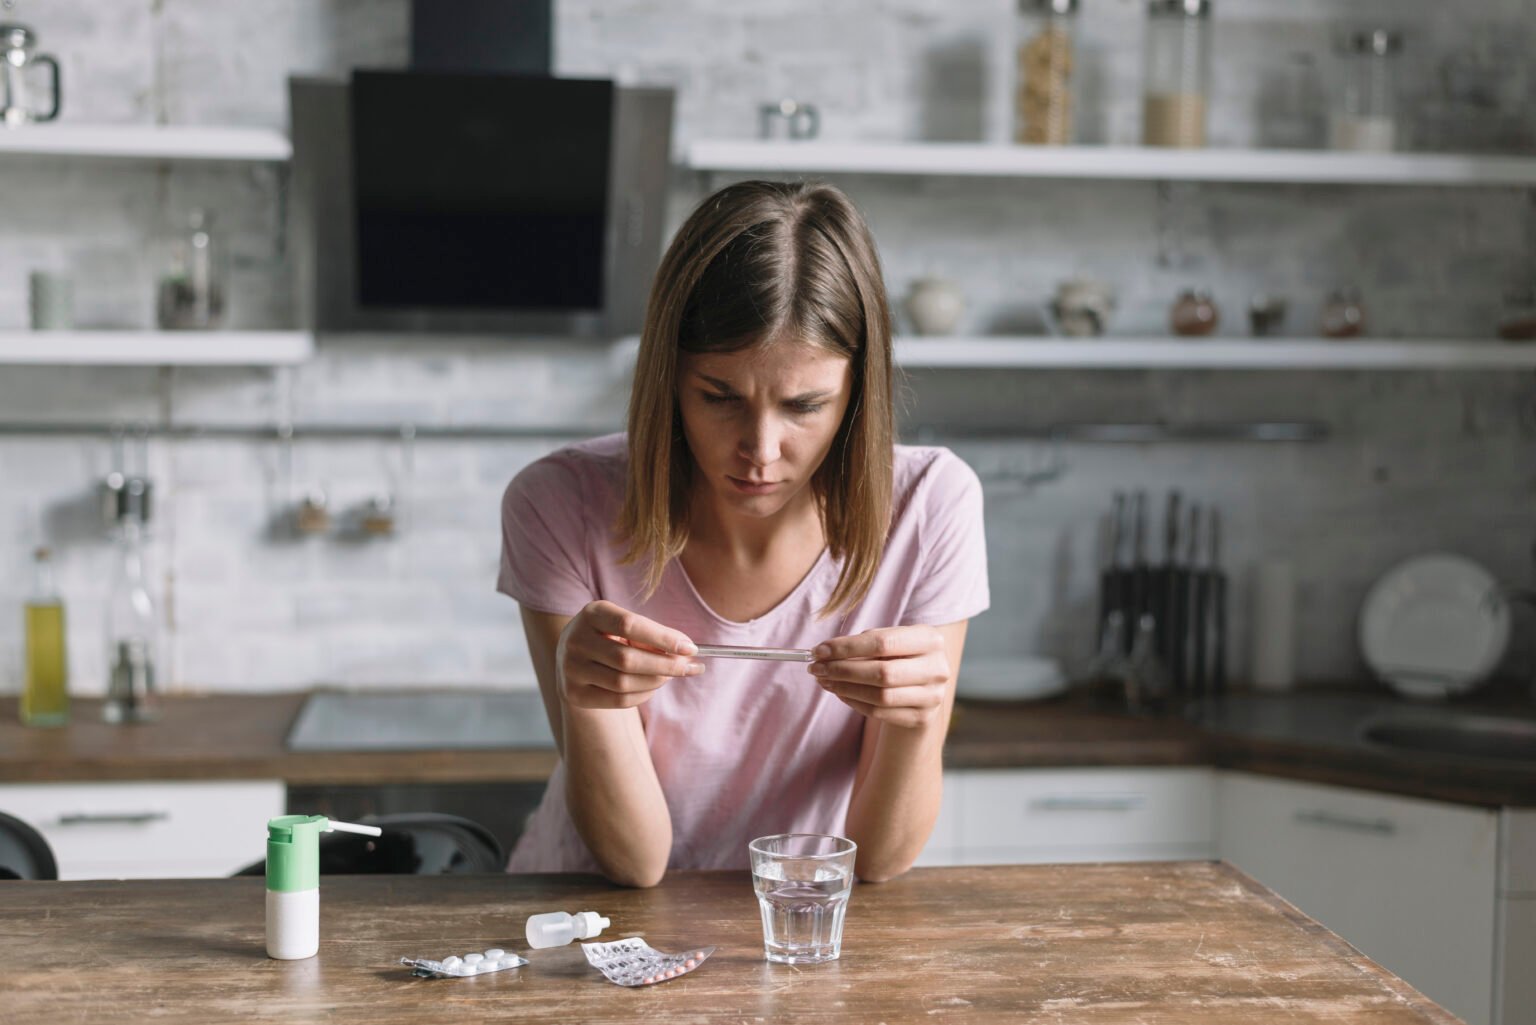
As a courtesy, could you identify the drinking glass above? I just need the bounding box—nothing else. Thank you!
[748,833,856,964]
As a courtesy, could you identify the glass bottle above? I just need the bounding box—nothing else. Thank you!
[103,486,159,724]
[22,547,69,727]
[1331,29,1401,152]
[156,207,226,330]
[1142,0,1212,148]
[1320,287,1366,338]
[1015,0,1078,145]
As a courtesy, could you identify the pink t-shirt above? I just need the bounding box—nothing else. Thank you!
[496,433,988,873]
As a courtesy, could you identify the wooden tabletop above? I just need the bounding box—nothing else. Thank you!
[0,863,1458,1024]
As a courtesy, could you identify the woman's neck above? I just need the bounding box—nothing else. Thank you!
[686,485,824,567]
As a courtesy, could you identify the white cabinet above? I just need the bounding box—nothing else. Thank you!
[1217,772,1501,1025]
[1496,809,1536,1025]
[0,780,285,880]
[919,767,1215,866]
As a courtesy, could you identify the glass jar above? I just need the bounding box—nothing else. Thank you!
[1331,29,1400,152]
[1320,287,1366,338]
[1015,0,1078,145]
[1142,0,1212,148]
[1170,288,1219,336]
[156,207,226,330]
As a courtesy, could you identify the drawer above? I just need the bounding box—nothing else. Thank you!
[0,780,285,879]
[1502,809,1536,896]
[951,767,1214,853]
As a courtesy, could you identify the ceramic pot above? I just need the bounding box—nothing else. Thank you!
[904,277,966,336]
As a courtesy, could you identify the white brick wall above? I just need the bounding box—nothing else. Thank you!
[0,1,1532,694]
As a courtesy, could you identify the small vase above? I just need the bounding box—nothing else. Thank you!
[904,278,966,336]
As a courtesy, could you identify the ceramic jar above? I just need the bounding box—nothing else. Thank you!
[904,277,966,336]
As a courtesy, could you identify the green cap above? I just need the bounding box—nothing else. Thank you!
[266,815,328,892]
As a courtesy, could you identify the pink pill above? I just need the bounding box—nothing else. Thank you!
[642,976,655,984]
[684,960,697,969]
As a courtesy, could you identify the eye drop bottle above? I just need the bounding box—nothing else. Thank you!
[525,910,612,949]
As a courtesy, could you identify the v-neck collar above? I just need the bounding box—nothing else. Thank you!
[673,546,832,628]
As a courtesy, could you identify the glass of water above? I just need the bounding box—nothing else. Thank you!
[748,833,856,964]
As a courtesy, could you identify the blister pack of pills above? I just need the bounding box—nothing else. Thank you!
[581,937,715,986]
[400,947,528,978]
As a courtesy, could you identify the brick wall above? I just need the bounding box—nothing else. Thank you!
[0,0,1531,694]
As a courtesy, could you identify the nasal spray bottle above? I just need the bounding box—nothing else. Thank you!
[265,815,383,960]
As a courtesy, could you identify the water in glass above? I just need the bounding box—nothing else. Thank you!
[752,858,853,964]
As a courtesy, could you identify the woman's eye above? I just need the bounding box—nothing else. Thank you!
[788,402,825,415]
[702,392,737,405]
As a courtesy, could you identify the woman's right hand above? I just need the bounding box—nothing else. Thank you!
[555,600,703,710]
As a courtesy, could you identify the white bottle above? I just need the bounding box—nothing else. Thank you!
[265,815,382,960]
[525,910,611,949]
[1250,559,1296,691]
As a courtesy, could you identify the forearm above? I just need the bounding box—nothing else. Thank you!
[561,703,673,887]
[843,713,949,882]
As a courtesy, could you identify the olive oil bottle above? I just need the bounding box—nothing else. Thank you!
[22,546,68,727]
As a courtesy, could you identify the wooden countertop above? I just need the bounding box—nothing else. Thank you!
[0,863,1461,1024]
[1,692,1533,807]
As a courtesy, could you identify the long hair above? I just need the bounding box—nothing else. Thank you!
[618,180,895,617]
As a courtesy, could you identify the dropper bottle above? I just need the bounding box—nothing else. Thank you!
[525,910,611,949]
[266,815,383,959]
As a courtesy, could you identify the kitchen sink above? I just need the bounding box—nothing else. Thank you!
[1188,693,1536,769]
[1358,711,1536,764]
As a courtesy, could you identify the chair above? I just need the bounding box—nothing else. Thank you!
[0,811,58,880]
[234,812,504,877]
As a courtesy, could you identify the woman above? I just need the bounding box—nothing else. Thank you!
[498,180,987,886]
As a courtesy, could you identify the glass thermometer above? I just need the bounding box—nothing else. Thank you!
[693,644,815,663]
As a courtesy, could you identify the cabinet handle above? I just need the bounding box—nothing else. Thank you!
[56,811,170,826]
[1029,794,1145,813]
[1293,809,1396,836]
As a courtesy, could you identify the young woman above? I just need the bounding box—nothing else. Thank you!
[498,180,988,886]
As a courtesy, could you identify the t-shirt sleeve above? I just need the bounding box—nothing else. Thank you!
[496,453,598,617]
[900,451,990,627]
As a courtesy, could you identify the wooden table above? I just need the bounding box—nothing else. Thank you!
[0,863,1460,1023]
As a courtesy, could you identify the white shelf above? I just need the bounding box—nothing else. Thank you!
[0,331,314,366]
[895,337,1536,369]
[688,141,1536,187]
[0,123,290,162]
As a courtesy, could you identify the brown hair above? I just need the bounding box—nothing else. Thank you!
[618,180,895,616]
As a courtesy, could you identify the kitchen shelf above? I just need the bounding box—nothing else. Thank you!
[687,141,1536,188]
[894,337,1536,369]
[0,123,291,162]
[611,335,1536,369]
[0,331,314,366]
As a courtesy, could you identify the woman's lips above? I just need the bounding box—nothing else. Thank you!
[728,476,781,495]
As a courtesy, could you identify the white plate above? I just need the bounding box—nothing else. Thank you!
[1358,553,1510,699]
[955,655,1067,702]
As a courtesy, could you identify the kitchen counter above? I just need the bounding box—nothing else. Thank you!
[0,863,1462,1024]
[1,691,1533,807]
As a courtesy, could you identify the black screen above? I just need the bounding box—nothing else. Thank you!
[351,71,612,311]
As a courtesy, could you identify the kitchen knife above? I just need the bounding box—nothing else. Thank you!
[1157,490,1181,674]
[1209,508,1227,695]
[1189,505,1210,701]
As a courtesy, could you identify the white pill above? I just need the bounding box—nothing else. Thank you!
[463,953,484,965]
[478,961,497,972]
[484,948,505,960]
[441,956,462,967]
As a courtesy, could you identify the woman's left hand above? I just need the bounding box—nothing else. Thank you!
[809,626,953,728]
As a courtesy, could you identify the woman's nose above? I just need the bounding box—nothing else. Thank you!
[739,414,782,467]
